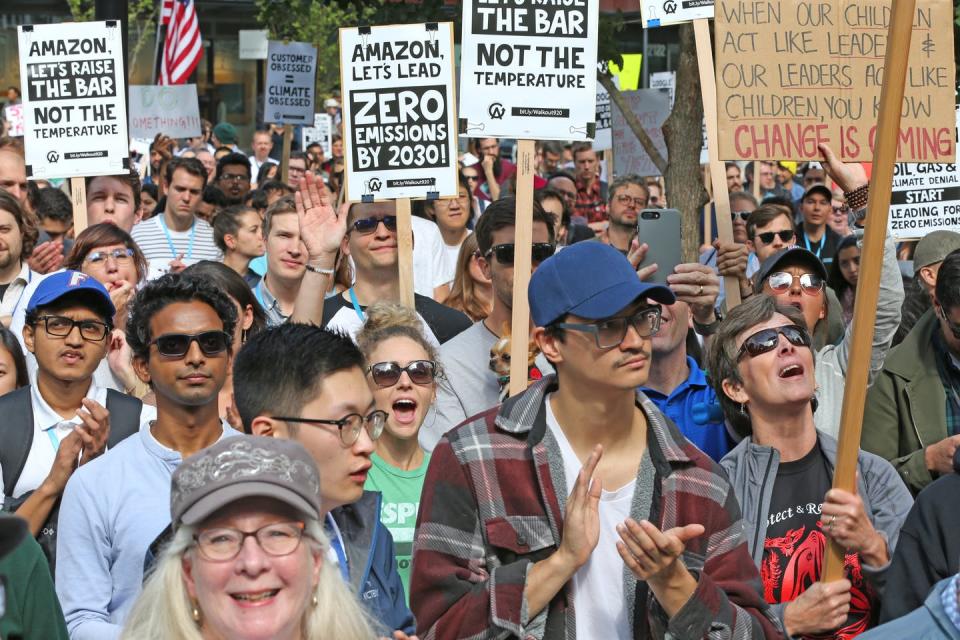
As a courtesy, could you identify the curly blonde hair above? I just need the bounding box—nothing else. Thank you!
[356,302,441,370]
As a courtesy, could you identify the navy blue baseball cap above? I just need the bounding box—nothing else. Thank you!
[26,270,115,319]
[529,242,675,327]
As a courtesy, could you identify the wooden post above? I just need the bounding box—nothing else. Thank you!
[395,198,415,309]
[605,146,615,183]
[753,161,762,201]
[280,125,292,184]
[821,0,915,583]
[693,19,740,307]
[70,177,89,235]
[509,139,536,397]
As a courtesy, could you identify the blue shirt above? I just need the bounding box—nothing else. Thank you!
[641,356,733,461]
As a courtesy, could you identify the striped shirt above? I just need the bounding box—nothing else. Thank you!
[130,216,221,280]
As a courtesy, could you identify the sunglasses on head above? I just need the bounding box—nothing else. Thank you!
[737,324,811,361]
[367,360,437,388]
[766,271,825,295]
[484,243,555,265]
[350,215,397,235]
[756,229,796,245]
[149,331,231,358]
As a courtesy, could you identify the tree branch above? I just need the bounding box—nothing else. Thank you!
[598,71,668,175]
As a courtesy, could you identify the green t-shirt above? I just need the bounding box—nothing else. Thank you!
[364,451,430,603]
[0,534,69,640]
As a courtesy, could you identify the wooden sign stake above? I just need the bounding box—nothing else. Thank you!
[280,125,293,185]
[693,19,740,307]
[509,139,536,397]
[70,177,89,235]
[821,0,915,582]
[395,197,415,309]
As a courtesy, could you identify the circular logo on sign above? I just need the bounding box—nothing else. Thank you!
[664,1,678,13]
[488,103,506,120]
[46,151,59,163]
[366,178,382,193]
[273,111,282,120]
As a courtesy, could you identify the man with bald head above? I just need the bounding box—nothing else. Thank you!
[0,149,27,206]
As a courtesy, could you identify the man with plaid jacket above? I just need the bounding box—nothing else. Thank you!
[410,242,782,639]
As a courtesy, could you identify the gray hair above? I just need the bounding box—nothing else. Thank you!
[608,174,648,206]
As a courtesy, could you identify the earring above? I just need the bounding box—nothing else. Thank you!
[241,328,249,344]
[311,594,319,607]
[191,603,201,623]
[739,402,748,415]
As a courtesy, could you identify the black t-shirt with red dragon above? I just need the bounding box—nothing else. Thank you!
[762,442,877,639]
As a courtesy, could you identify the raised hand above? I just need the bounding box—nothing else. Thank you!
[295,171,346,261]
[818,143,868,193]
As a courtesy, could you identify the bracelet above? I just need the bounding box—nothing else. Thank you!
[844,184,869,211]
[304,263,335,276]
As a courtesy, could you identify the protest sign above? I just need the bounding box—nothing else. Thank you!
[17,21,128,179]
[715,0,956,161]
[612,89,671,177]
[239,30,268,60]
[301,112,333,157]
[128,84,200,139]
[4,104,23,137]
[641,0,715,28]
[458,0,599,140]
[595,84,612,151]
[650,71,676,106]
[265,40,317,125]
[339,22,459,202]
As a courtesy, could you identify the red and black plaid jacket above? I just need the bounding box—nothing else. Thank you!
[410,376,784,639]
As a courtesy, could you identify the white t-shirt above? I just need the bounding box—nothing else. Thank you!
[439,240,463,288]
[411,216,448,298]
[545,394,634,640]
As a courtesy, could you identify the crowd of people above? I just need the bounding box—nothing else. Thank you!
[0,95,959,640]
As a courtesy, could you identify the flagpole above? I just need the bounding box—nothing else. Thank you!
[152,18,164,84]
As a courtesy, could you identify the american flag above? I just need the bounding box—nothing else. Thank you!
[159,0,202,85]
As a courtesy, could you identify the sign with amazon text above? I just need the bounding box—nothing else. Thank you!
[458,0,599,140]
[715,0,956,161]
[17,21,128,179]
[339,22,459,202]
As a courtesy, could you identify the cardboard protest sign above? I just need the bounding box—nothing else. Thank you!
[301,112,333,157]
[265,40,317,125]
[641,0,715,28]
[4,104,23,137]
[128,84,200,139]
[715,0,956,161]
[17,21,128,179]
[459,0,599,140]
[612,89,670,177]
[339,23,459,202]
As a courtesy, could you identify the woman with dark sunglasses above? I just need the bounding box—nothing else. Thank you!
[706,294,912,640]
[355,302,442,603]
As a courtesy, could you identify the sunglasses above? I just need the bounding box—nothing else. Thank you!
[737,324,811,361]
[756,229,796,245]
[350,215,397,235]
[766,271,825,296]
[368,360,437,388]
[484,242,555,265]
[731,211,751,221]
[149,331,231,357]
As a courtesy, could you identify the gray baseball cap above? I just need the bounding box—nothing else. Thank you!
[170,436,322,530]
[913,231,960,274]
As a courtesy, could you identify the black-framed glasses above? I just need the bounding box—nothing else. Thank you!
[736,324,811,361]
[556,306,662,349]
[756,230,795,245]
[271,410,388,446]
[766,272,825,296]
[350,215,397,235]
[484,243,555,266]
[219,173,249,183]
[194,521,305,562]
[939,305,960,339]
[368,360,437,388]
[35,315,110,342]
[149,331,231,358]
[615,194,647,208]
[731,211,751,221]
[84,248,135,266]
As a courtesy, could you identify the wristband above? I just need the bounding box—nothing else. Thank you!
[844,184,869,211]
[304,263,335,276]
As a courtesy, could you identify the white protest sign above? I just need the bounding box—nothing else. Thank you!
[650,71,676,107]
[594,63,614,151]
[612,89,671,177]
[4,104,23,137]
[18,21,128,179]
[641,0,715,28]
[239,30,269,60]
[459,0,599,140]
[265,40,317,125]
[301,112,333,157]
[128,84,201,139]
[339,23,459,202]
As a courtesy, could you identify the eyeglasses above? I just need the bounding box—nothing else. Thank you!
[556,306,662,349]
[271,410,388,446]
[615,194,648,208]
[368,360,437,388]
[484,243,555,265]
[765,272,825,296]
[194,521,305,562]
[219,173,249,183]
[35,315,110,342]
[832,205,849,214]
[731,211,751,221]
[556,190,577,201]
[756,229,796,245]
[736,324,811,361]
[149,331,231,358]
[939,306,960,339]
[350,215,397,235]
[84,248,134,265]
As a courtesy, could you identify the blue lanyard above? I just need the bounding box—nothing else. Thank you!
[46,428,61,452]
[326,514,350,582]
[803,232,823,259]
[254,279,267,309]
[347,287,365,322]
[157,216,196,261]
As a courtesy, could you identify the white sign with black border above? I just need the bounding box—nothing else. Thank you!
[301,112,333,157]
[640,0,715,28]
[265,40,317,125]
[593,62,614,151]
[339,22,459,202]
[17,20,128,179]
[458,0,599,141]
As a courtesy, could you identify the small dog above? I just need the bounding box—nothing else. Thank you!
[489,323,542,400]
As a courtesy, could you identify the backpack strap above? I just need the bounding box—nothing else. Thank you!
[0,387,36,498]
[104,389,142,449]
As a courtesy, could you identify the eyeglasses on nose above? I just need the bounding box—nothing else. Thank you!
[756,230,795,245]
[765,271,825,295]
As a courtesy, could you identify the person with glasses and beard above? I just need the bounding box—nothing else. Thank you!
[708,294,912,639]
[55,274,240,639]
[471,137,515,202]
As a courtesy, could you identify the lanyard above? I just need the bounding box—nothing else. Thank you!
[326,514,350,582]
[347,287,365,322]
[8,266,31,316]
[254,279,267,309]
[802,232,823,259]
[46,427,62,452]
[157,216,196,261]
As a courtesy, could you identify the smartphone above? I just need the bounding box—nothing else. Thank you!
[637,208,682,286]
